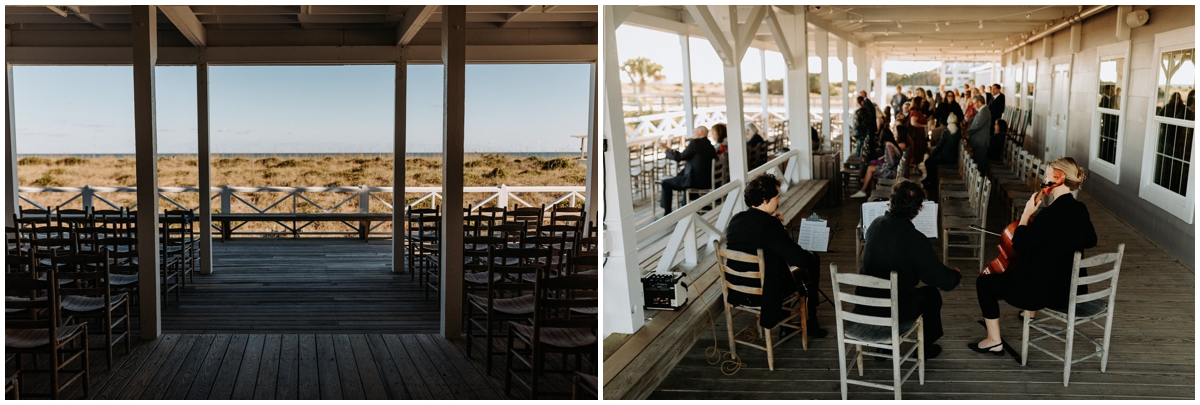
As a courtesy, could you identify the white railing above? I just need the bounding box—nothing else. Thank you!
[18,184,586,238]
[624,106,790,148]
[635,149,803,275]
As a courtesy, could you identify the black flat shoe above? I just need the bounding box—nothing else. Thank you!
[967,342,1005,356]
[925,344,942,359]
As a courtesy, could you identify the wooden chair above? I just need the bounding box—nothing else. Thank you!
[462,237,503,360]
[504,272,598,399]
[829,264,924,400]
[506,205,545,234]
[942,177,992,272]
[1021,244,1125,386]
[162,209,198,286]
[157,212,186,301]
[405,208,439,278]
[5,272,90,400]
[55,251,132,371]
[466,247,549,373]
[713,241,807,371]
[572,371,597,400]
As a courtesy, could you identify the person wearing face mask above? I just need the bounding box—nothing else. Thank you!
[969,157,1097,356]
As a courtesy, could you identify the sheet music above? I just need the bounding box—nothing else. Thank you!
[860,200,938,238]
[797,219,830,252]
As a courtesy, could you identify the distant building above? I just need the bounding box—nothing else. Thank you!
[939,61,988,88]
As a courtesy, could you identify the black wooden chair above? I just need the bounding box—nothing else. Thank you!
[55,251,131,371]
[505,272,598,399]
[466,247,549,373]
[5,272,90,399]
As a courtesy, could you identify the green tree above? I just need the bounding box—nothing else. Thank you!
[621,57,665,113]
[744,78,784,95]
[886,69,942,86]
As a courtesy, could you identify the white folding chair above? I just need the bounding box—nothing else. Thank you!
[714,241,808,371]
[1021,243,1125,386]
[830,264,924,400]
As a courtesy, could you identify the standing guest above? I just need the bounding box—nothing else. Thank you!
[971,158,1095,355]
[724,173,826,337]
[890,85,909,115]
[909,97,930,170]
[854,180,962,359]
[853,96,877,157]
[858,90,879,134]
[712,123,729,155]
[966,95,992,175]
[849,124,905,199]
[934,91,964,130]
[964,89,978,123]
[935,84,946,106]
[988,84,1006,128]
[658,126,716,216]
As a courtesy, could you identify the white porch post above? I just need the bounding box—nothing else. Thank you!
[838,38,849,161]
[679,34,695,135]
[875,52,886,108]
[132,5,161,339]
[5,63,16,227]
[392,50,407,275]
[772,6,810,179]
[856,44,869,101]
[601,5,645,335]
[817,28,830,150]
[197,62,213,275]
[584,62,599,228]
[759,48,769,132]
[439,5,465,339]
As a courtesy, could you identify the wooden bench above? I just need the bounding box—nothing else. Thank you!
[211,213,394,241]
[603,179,828,400]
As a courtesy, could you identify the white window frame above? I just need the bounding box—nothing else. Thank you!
[1138,26,1195,224]
[1089,40,1132,184]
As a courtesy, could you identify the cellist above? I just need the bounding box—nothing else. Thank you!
[969,157,1098,355]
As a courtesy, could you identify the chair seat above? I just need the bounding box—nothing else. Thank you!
[467,293,535,315]
[511,323,597,348]
[1044,299,1109,319]
[463,271,501,285]
[110,273,139,286]
[942,205,978,217]
[4,296,46,313]
[61,293,128,312]
[844,319,918,343]
[5,324,86,348]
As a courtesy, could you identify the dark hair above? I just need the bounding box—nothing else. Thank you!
[856,96,865,107]
[744,173,781,208]
[887,180,925,220]
[995,119,1008,135]
[712,123,728,143]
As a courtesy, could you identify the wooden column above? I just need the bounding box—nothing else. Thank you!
[5,63,17,228]
[197,62,213,275]
[856,45,869,101]
[132,5,161,339]
[776,7,811,179]
[760,48,769,132]
[838,38,849,161]
[393,50,407,275]
[439,5,465,339]
[679,34,695,136]
[875,52,887,108]
[601,5,645,334]
[817,28,830,149]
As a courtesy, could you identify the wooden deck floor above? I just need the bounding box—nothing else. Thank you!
[164,238,438,334]
[645,189,1195,399]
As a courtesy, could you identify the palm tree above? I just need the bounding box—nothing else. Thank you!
[622,57,665,113]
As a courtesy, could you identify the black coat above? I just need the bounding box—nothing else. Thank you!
[988,93,1005,124]
[724,208,820,328]
[665,137,717,189]
[853,214,962,321]
[998,193,1098,311]
[934,101,964,127]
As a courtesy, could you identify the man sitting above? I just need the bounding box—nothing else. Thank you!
[658,126,716,216]
[853,180,961,359]
[724,173,825,337]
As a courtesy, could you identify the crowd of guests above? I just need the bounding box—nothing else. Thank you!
[656,121,774,216]
[849,83,1011,198]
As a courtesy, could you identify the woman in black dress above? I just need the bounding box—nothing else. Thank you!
[970,157,1097,354]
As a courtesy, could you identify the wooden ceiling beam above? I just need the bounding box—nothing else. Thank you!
[160,6,207,48]
[396,5,435,46]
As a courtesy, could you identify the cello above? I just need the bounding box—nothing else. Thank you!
[972,169,1065,276]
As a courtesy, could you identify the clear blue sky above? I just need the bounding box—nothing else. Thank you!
[12,64,592,154]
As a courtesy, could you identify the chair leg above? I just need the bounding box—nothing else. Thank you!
[892,340,902,400]
[800,297,809,351]
[918,317,925,385]
[1020,311,1031,366]
[837,337,848,400]
[856,344,864,376]
[724,304,737,361]
[764,326,775,371]
[1101,312,1115,373]
[1064,316,1076,387]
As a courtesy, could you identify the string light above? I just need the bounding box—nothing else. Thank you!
[1026,12,1032,19]
[883,28,889,36]
[950,39,954,46]
[980,39,984,46]
[979,20,984,29]
[918,36,923,43]
[896,20,902,28]
[935,23,940,32]
[859,16,864,24]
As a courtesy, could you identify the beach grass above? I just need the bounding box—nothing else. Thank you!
[17,154,587,236]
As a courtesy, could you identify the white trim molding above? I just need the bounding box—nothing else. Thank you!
[1088,40,1132,184]
[1137,26,1195,224]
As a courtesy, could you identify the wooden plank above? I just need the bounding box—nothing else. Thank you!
[316,334,343,399]
[381,334,434,400]
[397,334,454,398]
[207,334,249,400]
[184,334,232,400]
[136,334,199,400]
[231,334,266,399]
[349,334,390,400]
[333,334,367,400]
[413,334,478,399]
[61,334,162,400]
[275,334,300,400]
[367,334,413,399]
[297,334,320,400]
[253,334,283,400]
[429,335,501,399]
[161,334,217,400]
[104,334,183,399]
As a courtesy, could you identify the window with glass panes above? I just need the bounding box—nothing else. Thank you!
[1150,47,1195,196]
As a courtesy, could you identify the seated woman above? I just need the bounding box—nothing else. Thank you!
[712,123,729,155]
[849,118,906,198]
[970,157,1097,355]
[988,119,1008,160]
